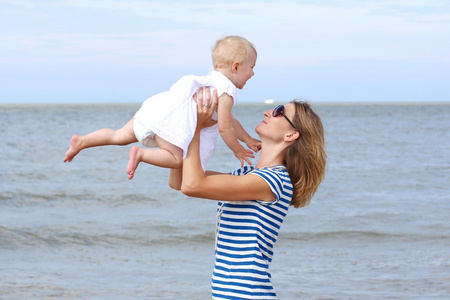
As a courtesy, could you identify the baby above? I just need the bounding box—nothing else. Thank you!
[64,35,261,180]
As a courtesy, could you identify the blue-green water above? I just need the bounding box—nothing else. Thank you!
[1,103,449,299]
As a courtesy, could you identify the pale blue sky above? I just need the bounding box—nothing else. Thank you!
[1,0,449,104]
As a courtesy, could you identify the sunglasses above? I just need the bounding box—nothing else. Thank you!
[273,105,297,129]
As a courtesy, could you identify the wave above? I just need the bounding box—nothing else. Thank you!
[0,225,214,249]
[0,190,160,207]
[279,230,449,242]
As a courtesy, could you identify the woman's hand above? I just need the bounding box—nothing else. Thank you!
[194,86,218,130]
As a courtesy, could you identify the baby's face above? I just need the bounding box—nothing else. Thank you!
[233,51,256,89]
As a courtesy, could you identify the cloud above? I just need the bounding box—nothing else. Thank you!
[1,0,449,68]
[1,0,450,103]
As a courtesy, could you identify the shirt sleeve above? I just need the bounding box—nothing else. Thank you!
[211,71,238,105]
[229,165,254,176]
[249,168,285,205]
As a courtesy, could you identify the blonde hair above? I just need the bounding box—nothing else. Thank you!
[211,36,257,69]
[285,101,326,208]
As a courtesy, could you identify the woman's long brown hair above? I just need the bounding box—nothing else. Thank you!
[284,101,326,208]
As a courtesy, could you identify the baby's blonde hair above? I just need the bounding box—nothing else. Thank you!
[211,36,257,69]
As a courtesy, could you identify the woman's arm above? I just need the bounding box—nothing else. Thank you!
[182,172,275,202]
[181,87,275,202]
[168,167,224,191]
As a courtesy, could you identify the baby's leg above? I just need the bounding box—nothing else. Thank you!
[168,168,182,190]
[126,136,183,180]
[64,119,138,162]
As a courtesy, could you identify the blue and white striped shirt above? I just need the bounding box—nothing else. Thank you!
[212,165,293,300]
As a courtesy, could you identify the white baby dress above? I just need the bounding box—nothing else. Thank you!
[133,70,237,169]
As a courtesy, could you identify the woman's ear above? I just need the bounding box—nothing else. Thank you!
[285,130,300,142]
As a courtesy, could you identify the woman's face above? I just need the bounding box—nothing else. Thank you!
[256,103,297,140]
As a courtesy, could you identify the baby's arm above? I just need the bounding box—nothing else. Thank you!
[232,115,261,152]
[217,94,255,166]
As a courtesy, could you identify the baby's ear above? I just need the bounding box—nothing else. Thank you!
[231,61,240,73]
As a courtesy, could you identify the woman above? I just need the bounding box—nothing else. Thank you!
[180,87,326,299]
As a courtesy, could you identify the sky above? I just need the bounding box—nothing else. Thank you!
[1,0,449,104]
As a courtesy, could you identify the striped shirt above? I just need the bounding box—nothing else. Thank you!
[211,165,293,300]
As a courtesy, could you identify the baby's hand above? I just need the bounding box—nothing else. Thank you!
[234,147,255,168]
[245,137,261,152]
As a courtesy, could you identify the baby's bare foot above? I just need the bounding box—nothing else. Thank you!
[126,145,141,180]
[63,134,82,162]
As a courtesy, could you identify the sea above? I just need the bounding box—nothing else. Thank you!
[0,102,449,300]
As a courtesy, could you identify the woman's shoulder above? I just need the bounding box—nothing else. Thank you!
[252,165,289,175]
[233,165,292,188]
[249,165,293,190]
[249,166,293,207]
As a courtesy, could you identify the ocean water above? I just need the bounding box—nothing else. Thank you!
[0,102,449,299]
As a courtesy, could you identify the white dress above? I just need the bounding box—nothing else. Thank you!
[133,70,237,169]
